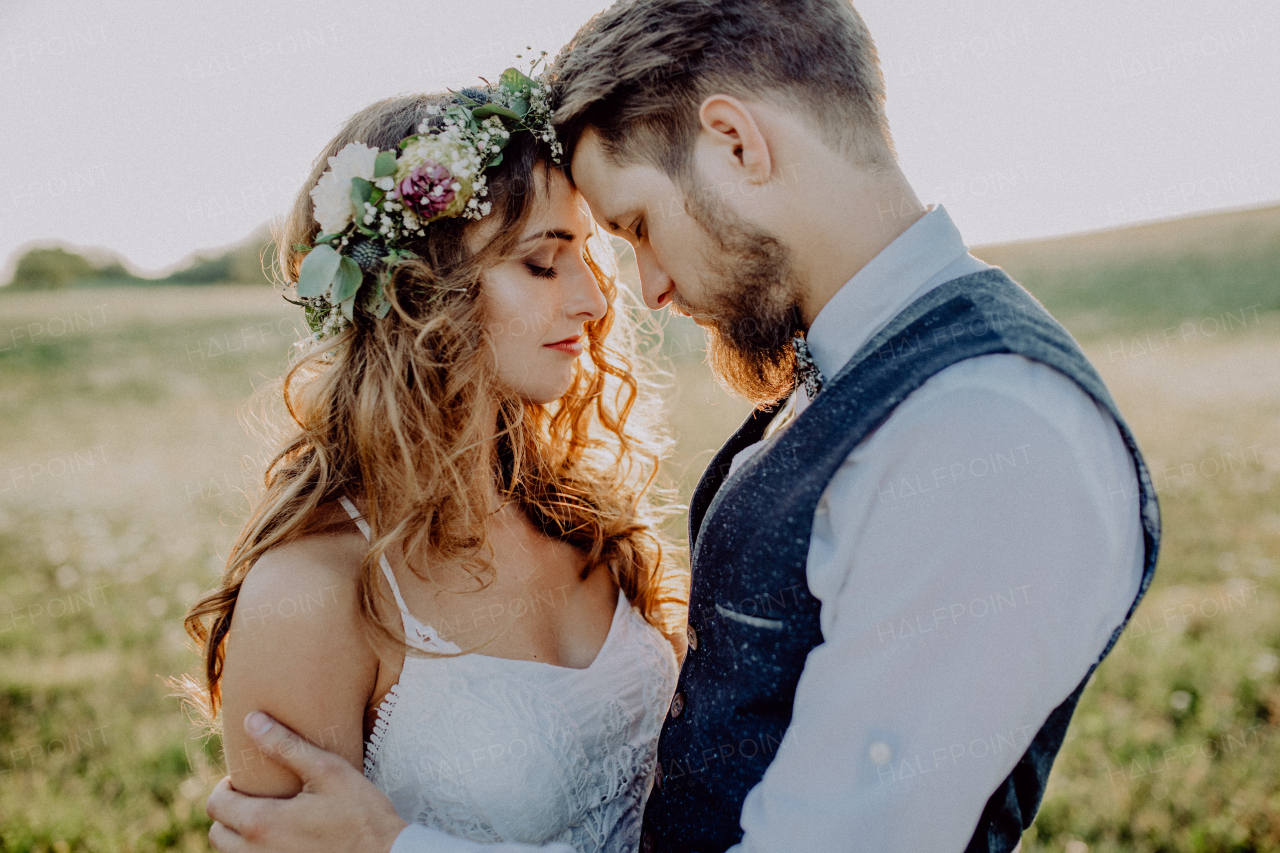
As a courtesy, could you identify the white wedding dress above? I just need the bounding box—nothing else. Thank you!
[339,497,679,853]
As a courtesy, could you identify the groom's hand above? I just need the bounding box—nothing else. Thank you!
[206,712,407,853]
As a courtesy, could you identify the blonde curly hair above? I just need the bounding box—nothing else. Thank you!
[182,91,685,721]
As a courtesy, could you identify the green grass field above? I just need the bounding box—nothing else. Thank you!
[1,204,1278,851]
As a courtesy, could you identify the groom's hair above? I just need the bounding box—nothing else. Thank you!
[550,0,894,183]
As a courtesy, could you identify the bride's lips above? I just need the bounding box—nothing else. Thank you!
[544,336,584,355]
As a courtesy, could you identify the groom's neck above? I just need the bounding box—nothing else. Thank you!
[779,152,926,327]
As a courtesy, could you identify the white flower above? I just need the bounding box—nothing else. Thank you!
[310,142,379,234]
[375,176,395,191]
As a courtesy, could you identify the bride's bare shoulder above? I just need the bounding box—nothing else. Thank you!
[221,498,377,796]
[242,498,368,589]
[227,498,374,653]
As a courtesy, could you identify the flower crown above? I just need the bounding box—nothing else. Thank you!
[290,66,561,340]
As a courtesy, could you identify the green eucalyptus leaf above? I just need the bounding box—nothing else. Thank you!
[509,96,529,117]
[363,272,394,319]
[472,104,521,122]
[354,222,377,237]
[330,256,363,305]
[500,68,535,94]
[385,248,417,268]
[488,152,504,167]
[296,244,341,298]
[313,232,342,245]
[374,151,398,178]
[451,104,475,124]
[350,177,373,208]
[370,187,385,206]
[339,294,356,322]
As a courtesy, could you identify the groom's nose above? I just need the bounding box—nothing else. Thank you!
[636,246,676,310]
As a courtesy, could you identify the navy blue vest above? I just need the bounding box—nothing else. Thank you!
[641,269,1160,852]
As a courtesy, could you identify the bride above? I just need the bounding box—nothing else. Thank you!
[183,69,684,852]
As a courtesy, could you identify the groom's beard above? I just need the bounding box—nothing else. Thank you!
[677,191,803,408]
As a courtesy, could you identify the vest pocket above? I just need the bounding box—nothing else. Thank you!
[714,603,784,630]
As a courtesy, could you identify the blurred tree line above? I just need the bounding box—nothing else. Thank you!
[3,227,277,290]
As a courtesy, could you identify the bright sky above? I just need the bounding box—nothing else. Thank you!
[1,0,1276,276]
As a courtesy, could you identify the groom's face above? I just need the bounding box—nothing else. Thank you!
[570,131,712,314]
[571,130,801,405]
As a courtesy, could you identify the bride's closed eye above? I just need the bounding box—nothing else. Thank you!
[524,261,558,279]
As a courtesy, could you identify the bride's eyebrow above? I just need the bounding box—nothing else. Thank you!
[516,229,578,248]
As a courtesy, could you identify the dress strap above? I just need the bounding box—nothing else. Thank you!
[338,495,412,617]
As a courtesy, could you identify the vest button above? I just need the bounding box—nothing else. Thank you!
[686,623,699,651]
[654,761,664,788]
[669,691,685,719]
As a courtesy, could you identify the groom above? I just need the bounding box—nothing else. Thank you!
[206,0,1159,850]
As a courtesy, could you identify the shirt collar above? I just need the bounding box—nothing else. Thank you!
[804,204,970,380]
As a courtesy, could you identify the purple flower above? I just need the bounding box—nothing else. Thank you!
[389,159,456,219]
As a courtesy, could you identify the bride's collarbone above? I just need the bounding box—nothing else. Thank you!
[392,545,618,669]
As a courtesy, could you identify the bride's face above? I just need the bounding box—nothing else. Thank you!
[478,169,608,405]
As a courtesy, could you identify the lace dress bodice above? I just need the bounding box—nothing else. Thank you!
[338,498,679,853]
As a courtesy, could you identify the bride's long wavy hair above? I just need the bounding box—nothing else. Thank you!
[181,92,684,722]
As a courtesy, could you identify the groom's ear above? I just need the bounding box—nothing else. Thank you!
[696,95,773,187]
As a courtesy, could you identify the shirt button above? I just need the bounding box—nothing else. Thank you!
[669,691,685,719]
[686,623,699,651]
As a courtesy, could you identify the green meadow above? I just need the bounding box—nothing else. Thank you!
[1,204,1277,851]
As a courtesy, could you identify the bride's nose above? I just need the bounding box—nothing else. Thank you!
[565,258,608,321]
